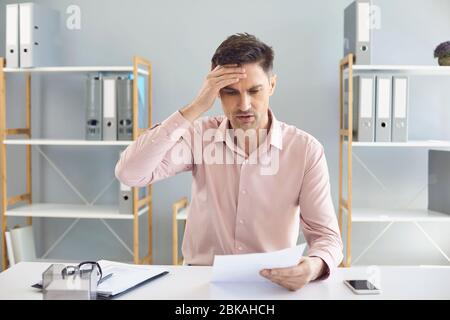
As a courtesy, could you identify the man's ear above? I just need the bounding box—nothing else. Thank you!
[269,74,277,96]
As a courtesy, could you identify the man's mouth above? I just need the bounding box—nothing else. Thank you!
[235,114,255,123]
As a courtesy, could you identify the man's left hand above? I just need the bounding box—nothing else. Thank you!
[259,256,326,291]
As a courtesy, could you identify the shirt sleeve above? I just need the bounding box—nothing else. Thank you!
[298,139,344,280]
[115,110,194,187]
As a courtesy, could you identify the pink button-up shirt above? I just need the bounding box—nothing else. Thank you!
[115,109,343,278]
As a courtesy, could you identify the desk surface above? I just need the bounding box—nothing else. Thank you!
[1,262,449,300]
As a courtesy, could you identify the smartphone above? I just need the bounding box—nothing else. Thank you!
[343,280,381,295]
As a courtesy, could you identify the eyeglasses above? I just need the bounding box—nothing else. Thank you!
[61,261,103,284]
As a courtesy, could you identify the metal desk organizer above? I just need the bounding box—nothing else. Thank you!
[42,261,102,300]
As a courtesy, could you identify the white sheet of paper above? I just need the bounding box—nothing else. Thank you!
[211,243,307,283]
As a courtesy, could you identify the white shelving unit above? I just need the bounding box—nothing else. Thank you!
[0,56,153,270]
[338,54,450,267]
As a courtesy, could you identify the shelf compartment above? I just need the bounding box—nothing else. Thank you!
[5,203,149,220]
[347,208,450,222]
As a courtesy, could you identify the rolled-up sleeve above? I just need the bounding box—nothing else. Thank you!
[115,110,193,187]
[299,139,343,280]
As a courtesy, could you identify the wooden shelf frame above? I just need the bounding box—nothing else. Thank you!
[172,197,188,266]
[338,54,354,268]
[0,56,153,270]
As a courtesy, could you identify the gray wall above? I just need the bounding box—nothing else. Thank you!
[1,0,449,266]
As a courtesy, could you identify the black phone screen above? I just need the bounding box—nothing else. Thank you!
[347,280,379,290]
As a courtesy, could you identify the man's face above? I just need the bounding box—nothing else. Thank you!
[219,63,276,131]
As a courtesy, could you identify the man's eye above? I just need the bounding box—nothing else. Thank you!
[224,91,238,95]
[249,90,260,94]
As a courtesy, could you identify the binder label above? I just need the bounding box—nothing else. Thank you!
[6,5,18,46]
[360,78,373,118]
[377,78,391,118]
[394,78,407,118]
[357,3,370,42]
[20,4,31,45]
[103,80,116,117]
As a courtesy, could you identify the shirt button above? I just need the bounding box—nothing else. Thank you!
[238,246,243,251]
[239,219,244,224]
[151,139,155,143]
[241,190,247,195]
[174,123,179,127]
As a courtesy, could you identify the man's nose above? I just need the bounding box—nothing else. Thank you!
[238,93,251,111]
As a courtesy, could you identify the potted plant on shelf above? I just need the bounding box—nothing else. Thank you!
[434,41,450,66]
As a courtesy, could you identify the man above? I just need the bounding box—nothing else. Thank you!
[115,33,343,291]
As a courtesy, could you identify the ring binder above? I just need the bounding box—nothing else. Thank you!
[6,4,20,68]
[117,77,133,140]
[375,76,392,142]
[344,0,372,65]
[19,2,60,68]
[86,74,103,140]
[103,76,118,140]
[391,76,409,142]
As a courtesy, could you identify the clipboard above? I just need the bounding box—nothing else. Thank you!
[96,271,169,300]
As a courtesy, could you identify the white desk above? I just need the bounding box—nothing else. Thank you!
[1,262,449,299]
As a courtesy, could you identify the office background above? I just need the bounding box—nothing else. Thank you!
[0,0,450,265]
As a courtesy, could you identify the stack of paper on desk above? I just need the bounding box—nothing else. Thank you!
[211,243,306,282]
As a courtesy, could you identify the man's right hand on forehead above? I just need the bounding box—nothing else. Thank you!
[180,63,246,123]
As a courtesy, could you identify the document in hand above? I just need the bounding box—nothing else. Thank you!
[211,244,306,283]
[96,260,169,298]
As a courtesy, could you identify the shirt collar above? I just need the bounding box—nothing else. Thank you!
[213,109,283,150]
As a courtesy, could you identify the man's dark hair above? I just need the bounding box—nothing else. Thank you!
[211,33,274,74]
